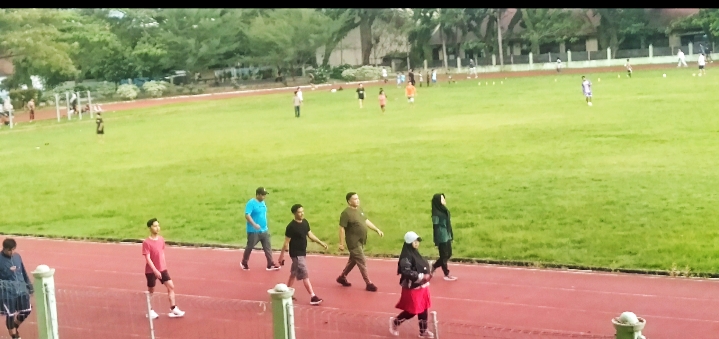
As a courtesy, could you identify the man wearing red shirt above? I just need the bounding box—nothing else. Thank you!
[143,218,185,319]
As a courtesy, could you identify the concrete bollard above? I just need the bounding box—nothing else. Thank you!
[612,312,646,339]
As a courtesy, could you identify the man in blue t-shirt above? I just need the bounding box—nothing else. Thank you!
[242,187,280,271]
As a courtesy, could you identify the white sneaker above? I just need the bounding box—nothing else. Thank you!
[389,317,399,336]
[444,275,458,281]
[168,306,185,318]
[419,330,435,338]
[588,102,593,106]
[147,309,159,319]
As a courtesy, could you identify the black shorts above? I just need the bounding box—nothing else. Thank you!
[145,270,171,288]
[97,129,104,135]
[699,65,705,70]
[0,295,31,316]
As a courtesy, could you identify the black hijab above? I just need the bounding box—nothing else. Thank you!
[431,193,449,218]
[397,242,429,275]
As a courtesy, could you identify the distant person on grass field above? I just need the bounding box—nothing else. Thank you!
[408,69,415,86]
[0,238,33,339]
[293,91,302,118]
[382,67,388,84]
[242,187,280,271]
[389,231,434,338]
[96,112,104,139]
[469,59,478,78]
[296,87,303,103]
[430,194,457,281]
[143,219,185,320]
[698,53,707,76]
[624,59,632,78]
[356,83,366,109]
[278,204,328,306]
[677,49,688,67]
[431,69,437,85]
[581,76,593,106]
[418,72,424,87]
[379,88,388,113]
[556,58,562,72]
[26,99,34,123]
[405,82,416,105]
[336,192,384,292]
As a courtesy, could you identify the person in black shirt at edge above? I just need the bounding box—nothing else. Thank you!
[278,204,328,305]
[408,69,415,86]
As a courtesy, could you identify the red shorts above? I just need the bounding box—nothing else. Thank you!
[395,286,431,314]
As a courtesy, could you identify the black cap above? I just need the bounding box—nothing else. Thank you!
[256,187,269,195]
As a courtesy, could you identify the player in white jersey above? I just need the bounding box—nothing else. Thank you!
[698,53,707,76]
[556,58,562,72]
[677,49,687,67]
[624,59,632,78]
[296,87,303,103]
[382,67,388,84]
[469,59,478,78]
[581,76,592,106]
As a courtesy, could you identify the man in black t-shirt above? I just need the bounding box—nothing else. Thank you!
[408,69,415,86]
[278,204,328,305]
[356,84,365,109]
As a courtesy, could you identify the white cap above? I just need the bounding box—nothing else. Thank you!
[404,231,422,244]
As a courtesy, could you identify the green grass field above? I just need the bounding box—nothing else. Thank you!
[3,68,719,273]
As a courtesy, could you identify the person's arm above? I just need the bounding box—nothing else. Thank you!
[144,254,162,279]
[245,214,261,230]
[338,226,346,251]
[20,262,33,294]
[307,231,328,250]
[278,237,291,265]
[365,219,384,237]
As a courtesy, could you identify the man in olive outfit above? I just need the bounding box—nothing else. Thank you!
[336,192,384,291]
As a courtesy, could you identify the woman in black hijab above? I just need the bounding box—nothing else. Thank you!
[431,193,457,280]
[389,231,434,338]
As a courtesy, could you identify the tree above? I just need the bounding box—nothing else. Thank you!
[436,8,468,69]
[407,8,438,64]
[318,9,361,66]
[0,9,80,88]
[589,9,656,57]
[669,9,719,39]
[245,9,333,85]
[153,9,244,75]
[516,9,584,55]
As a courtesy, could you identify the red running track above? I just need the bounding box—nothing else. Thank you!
[12,236,719,339]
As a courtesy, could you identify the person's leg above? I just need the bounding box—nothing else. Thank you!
[341,254,356,277]
[259,232,275,267]
[242,232,261,267]
[432,242,447,274]
[302,278,315,296]
[162,278,177,308]
[443,241,453,276]
[394,311,416,326]
[418,310,429,334]
[351,246,373,286]
[6,314,18,338]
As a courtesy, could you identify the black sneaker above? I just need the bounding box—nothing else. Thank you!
[336,276,351,287]
[266,264,280,271]
[366,283,378,292]
[310,296,323,305]
[241,262,249,270]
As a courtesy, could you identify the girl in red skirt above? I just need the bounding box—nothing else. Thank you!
[389,231,434,338]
